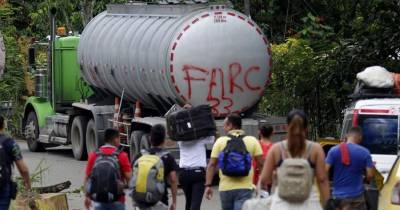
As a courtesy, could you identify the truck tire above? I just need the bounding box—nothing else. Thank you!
[25,112,45,152]
[70,116,88,160]
[86,119,98,154]
[140,133,150,151]
[129,130,143,160]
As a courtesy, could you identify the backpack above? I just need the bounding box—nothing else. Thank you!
[130,150,168,206]
[218,135,252,177]
[0,136,11,188]
[277,140,314,203]
[87,149,124,203]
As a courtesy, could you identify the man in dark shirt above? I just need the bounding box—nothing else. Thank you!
[0,116,31,210]
[134,124,178,210]
[326,127,374,210]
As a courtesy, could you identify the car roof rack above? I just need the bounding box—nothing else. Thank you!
[349,81,400,100]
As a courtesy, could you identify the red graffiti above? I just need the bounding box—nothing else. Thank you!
[229,63,244,94]
[245,66,262,91]
[182,64,208,99]
[207,68,234,115]
[181,63,263,115]
[219,68,234,113]
[207,69,220,114]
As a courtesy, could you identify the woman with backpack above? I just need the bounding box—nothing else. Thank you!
[252,125,274,185]
[259,109,330,210]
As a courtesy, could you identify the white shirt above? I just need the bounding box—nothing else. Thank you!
[178,136,215,168]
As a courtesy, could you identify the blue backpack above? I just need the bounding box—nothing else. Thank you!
[218,135,252,177]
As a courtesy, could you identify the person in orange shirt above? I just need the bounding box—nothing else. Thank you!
[253,125,274,185]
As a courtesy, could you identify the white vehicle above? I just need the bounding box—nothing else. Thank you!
[341,98,399,180]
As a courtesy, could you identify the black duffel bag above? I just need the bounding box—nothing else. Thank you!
[166,105,216,141]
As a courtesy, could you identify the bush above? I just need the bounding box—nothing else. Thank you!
[259,38,350,138]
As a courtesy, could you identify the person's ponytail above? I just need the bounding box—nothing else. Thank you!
[287,110,307,157]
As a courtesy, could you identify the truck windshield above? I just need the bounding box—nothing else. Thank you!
[359,115,398,155]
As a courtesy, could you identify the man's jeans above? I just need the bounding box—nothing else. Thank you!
[179,168,206,210]
[0,184,10,210]
[94,201,125,210]
[220,189,252,210]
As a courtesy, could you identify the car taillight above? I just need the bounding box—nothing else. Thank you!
[352,109,359,126]
[392,181,400,205]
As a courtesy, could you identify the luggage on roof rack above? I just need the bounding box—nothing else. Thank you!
[349,81,399,100]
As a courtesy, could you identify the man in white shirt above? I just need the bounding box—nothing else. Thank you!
[178,136,214,210]
[178,104,215,210]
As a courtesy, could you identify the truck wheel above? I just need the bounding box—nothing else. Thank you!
[140,133,150,151]
[86,119,98,154]
[130,130,143,160]
[25,112,45,152]
[70,116,88,160]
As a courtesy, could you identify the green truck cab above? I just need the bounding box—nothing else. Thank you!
[23,35,112,160]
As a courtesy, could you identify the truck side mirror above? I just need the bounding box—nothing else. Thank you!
[50,7,57,15]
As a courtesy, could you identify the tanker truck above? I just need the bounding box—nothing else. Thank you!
[23,3,281,160]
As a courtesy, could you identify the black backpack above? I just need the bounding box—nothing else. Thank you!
[0,136,11,188]
[218,135,252,177]
[87,149,124,203]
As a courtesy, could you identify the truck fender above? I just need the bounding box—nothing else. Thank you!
[23,97,54,130]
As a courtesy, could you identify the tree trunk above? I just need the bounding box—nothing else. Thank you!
[244,0,250,17]
[80,0,96,27]
[0,32,5,78]
[33,181,71,194]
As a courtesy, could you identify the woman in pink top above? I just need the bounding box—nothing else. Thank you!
[253,125,274,185]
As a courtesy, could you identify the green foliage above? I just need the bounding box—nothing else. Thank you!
[0,0,130,136]
[259,39,348,138]
[0,2,27,136]
[253,0,400,138]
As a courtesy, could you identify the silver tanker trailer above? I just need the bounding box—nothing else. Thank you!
[78,3,285,157]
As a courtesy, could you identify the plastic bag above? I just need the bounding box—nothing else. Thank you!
[356,66,394,88]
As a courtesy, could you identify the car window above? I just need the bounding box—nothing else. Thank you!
[341,113,353,139]
[358,115,398,155]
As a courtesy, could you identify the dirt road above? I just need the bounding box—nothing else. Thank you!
[16,140,221,210]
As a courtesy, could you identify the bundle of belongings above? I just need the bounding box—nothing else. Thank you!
[166,104,216,141]
[355,66,400,95]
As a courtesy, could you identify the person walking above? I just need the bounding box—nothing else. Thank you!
[0,116,31,210]
[325,127,374,210]
[132,124,178,210]
[178,135,214,210]
[178,104,215,210]
[259,109,330,210]
[84,128,132,210]
[204,114,263,210]
[253,125,274,185]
